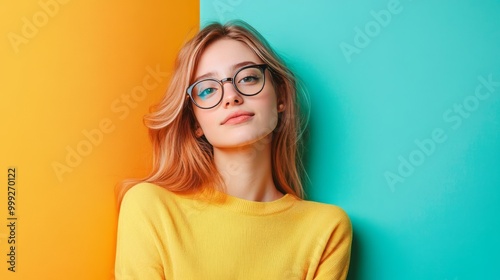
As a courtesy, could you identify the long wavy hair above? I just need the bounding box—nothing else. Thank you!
[116,21,309,206]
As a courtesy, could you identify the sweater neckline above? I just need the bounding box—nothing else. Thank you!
[195,187,299,216]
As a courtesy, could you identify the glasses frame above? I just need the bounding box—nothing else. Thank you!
[186,64,269,109]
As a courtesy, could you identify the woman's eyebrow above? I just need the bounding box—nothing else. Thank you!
[193,61,258,81]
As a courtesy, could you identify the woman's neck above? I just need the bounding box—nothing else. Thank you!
[213,135,284,202]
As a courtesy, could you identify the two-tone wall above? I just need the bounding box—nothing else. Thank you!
[1,0,499,279]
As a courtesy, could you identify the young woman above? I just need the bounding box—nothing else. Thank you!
[115,21,352,280]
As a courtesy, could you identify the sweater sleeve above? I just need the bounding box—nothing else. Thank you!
[313,208,353,280]
[115,186,165,280]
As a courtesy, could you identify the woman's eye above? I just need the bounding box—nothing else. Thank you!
[198,88,216,99]
[239,76,259,84]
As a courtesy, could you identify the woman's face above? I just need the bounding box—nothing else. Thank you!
[191,38,280,148]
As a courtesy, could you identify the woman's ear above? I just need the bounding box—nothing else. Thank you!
[195,125,204,138]
[277,103,285,112]
[276,82,286,113]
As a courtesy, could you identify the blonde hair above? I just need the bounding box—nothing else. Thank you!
[116,21,309,206]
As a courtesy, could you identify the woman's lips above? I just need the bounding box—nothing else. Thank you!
[221,111,255,125]
[223,114,254,125]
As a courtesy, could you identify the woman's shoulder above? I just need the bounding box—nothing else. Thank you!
[122,182,165,200]
[124,182,167,196]
[294,198,351,227]
[296,198,348,215]
[120,182,179,210]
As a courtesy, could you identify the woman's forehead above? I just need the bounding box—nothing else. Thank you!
[194,38,263,79]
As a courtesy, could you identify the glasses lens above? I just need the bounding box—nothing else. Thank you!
[234,66,265,95]
[191,80,222,108]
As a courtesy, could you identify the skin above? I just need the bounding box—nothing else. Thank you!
[192,38,284,202]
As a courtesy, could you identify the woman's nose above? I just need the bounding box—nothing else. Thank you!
[222,80,243,108]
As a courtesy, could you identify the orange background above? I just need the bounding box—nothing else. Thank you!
[0,0,198,279]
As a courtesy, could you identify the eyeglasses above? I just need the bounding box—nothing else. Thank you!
[186,64,268,109]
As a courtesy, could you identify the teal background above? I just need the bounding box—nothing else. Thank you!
[201,0,500,279]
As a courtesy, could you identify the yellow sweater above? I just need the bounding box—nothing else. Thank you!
[115,183,352,280]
